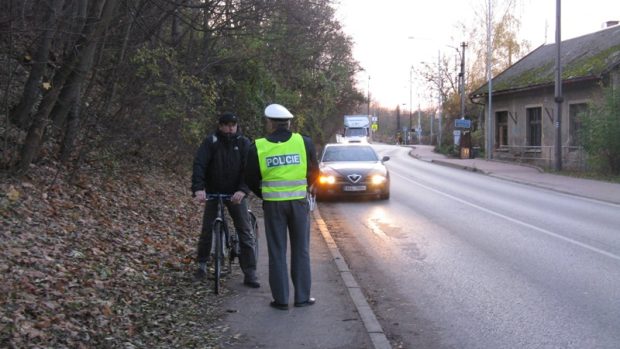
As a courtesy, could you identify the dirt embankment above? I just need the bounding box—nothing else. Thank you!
[1,163,251,348]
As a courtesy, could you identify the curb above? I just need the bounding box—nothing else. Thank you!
[312,208,392,349]
[430,159,491,175]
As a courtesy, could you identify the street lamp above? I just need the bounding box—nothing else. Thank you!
[367,75,371,116]
[409,66,413,143]
[417,98,422,144]
[400,103,409,144]
[408,65,422,144]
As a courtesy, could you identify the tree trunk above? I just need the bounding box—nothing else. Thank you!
[49,36,98,130]
[60,85,81,163]
[10,0,65,129]
[49,0,89,131]
[16,0,118,174]
[102,3,136,117]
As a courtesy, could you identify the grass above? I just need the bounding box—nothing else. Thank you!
[546,170,620,184]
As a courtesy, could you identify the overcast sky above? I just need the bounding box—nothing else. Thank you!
[334,0,620,110]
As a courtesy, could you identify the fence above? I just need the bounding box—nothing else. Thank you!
[494,145,588,170]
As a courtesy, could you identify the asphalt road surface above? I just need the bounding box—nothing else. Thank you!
[318,144,620,349]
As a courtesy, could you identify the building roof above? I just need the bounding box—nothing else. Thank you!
[471,24,620,98]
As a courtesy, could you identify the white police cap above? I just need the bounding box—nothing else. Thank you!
[264,104,293,119]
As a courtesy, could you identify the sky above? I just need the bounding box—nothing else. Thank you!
[334,0,620,110]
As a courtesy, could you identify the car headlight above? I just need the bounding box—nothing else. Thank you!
[318,174,336,185]
[370,174,387,185]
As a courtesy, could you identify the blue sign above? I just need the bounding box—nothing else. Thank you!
[455,119,471,129]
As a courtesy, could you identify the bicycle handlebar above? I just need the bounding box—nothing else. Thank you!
[205,193,233,201]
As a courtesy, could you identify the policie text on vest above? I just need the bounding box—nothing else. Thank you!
[265,154,301,167]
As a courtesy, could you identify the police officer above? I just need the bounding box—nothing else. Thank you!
[245,104,319,310]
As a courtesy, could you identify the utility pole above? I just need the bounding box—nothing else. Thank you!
[438,51,443,146]
[554,0,563,171]
[430,98,434,145]
[487,0,494,160]
[459,42,468,120]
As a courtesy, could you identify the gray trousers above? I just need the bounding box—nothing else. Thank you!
[197,197,257,277]
[262,199,311,304]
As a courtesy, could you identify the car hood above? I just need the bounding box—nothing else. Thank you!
[320,161,386,175]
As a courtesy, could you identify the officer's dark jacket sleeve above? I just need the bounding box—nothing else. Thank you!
[237,136,252,195]
[245,142,262,199]
[302,135,319,187]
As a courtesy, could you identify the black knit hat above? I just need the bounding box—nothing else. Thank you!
[218,112,238,124]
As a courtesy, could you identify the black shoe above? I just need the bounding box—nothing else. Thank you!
[243,279,261,288]
[243,271,260,288]
[294,298,316,307]
[269,301,289,310]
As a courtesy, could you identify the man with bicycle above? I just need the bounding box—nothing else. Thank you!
[245,104,319,309]
[191,112,260,288]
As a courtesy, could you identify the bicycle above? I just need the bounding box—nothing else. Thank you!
[206,194,259,295]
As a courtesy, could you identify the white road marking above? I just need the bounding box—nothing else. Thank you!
[391,170,620,262]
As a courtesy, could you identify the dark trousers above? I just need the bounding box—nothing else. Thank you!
[197,197,257,276]
[263,199,311,304]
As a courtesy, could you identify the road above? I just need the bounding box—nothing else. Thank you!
[318,144,620,349]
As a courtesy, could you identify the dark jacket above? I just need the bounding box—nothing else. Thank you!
[191,129,251,195]
[245,127,319,199]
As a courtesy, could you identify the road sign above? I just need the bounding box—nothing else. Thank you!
[455,119,471,129]
[453,130,461,145]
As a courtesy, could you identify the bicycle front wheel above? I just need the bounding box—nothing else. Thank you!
[213,220,224,295]
[249,210,259,260]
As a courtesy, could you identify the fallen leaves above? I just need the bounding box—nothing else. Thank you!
[6,185,20,201]
[1,164,256,348]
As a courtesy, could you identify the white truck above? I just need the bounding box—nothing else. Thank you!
[340,114,371,143]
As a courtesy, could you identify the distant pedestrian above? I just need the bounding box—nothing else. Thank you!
[191,112,260,288]
[245,104,319,310]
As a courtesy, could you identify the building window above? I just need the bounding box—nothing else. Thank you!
[526,107,542,146]
[495,111,508,147]
[569,103,588,147]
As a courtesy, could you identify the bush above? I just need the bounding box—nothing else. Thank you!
[580,87,620,175]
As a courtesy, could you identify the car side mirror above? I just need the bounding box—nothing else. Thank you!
[381,156,390,162]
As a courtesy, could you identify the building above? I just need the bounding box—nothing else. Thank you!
[471,22,620,170]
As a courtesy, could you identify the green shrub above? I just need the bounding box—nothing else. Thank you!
[580,87,620,175]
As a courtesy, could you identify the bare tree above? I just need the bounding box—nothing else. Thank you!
[17,0,118,174]
[10,0,65,129]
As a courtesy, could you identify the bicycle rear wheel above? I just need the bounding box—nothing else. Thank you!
[213,220,224,294]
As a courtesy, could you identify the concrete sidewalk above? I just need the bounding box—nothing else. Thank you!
[409,145,620,205]
[216,209,383,348]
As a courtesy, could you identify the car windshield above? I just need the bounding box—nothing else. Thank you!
[322,146,379,162]
[344,128,367,137]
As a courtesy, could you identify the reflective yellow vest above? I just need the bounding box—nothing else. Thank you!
[256,133,308,201]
